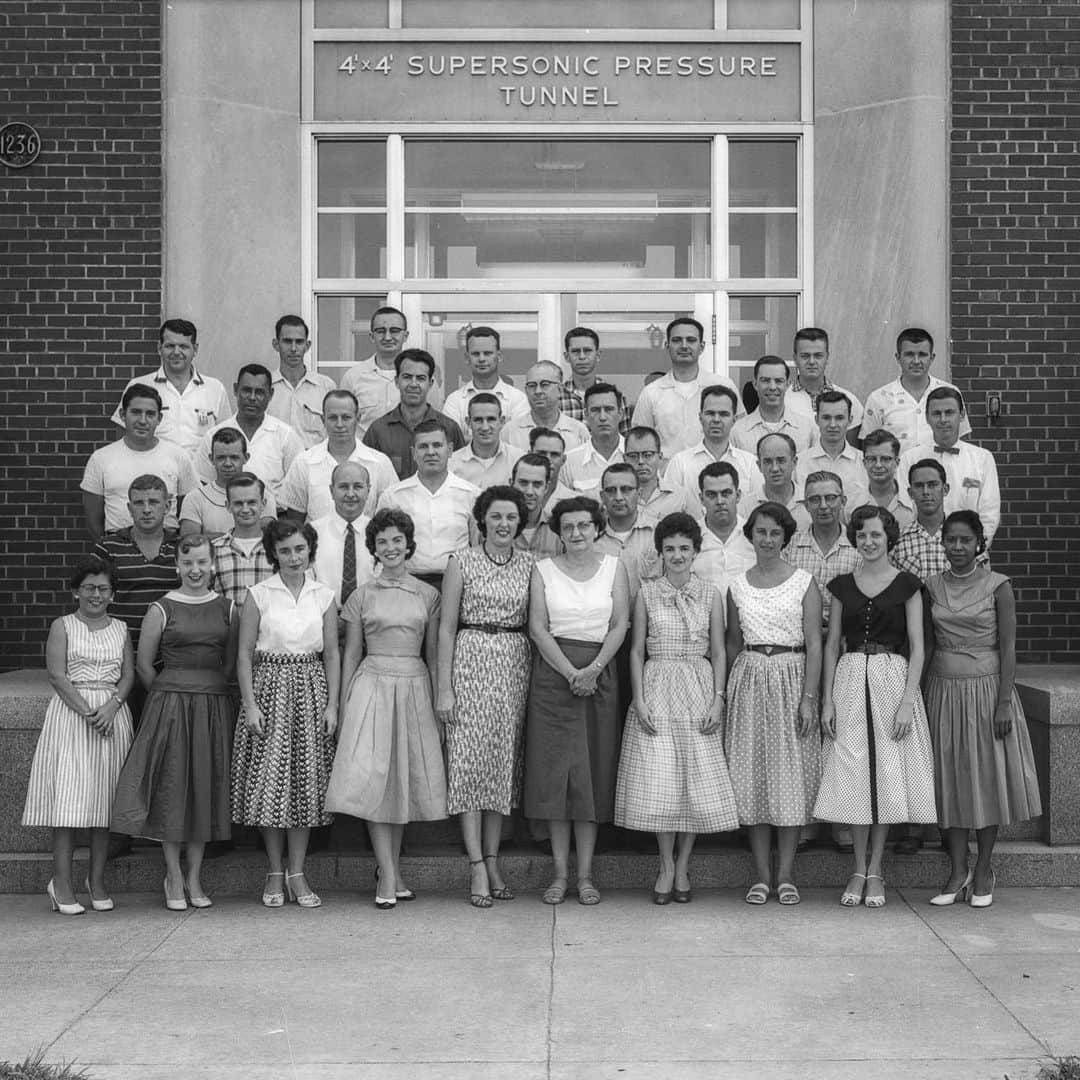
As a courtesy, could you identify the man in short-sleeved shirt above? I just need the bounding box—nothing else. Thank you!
[891,458,950,581]
[743,432,811,532]
[502,361,589,452]
[730,355,817,456]
[795,390,867,514]
[624,426,694,523]
[449,393,523,489]
[557,327,632,437]
[785,327,864,434]
[859,429,916,530]
[266,314,336,448]
[441,326,529,436]
[559,383,625,496]
[210,473,275,610]
[692,462,756,599]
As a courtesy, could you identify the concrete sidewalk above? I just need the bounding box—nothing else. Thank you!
[2,885,1078,1079]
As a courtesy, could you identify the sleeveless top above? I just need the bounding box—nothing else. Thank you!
[537,554,618,643]
[729,567,811,648]
[828,571,921,654]
[927,568,1008,662]
[455,546,533,631]
[61,614,127,688]
[151,592,232,694]
[641,575,714,663]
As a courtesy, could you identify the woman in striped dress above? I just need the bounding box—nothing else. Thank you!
[23,555,135,915]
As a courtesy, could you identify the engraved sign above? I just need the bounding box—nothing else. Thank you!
[0,122,42,168]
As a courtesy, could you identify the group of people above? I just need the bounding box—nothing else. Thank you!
[23,311,1039,914]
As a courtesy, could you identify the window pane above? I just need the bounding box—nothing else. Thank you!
[402,0,714,28]
[316,296,386,377]
[314,0,387,28]
[417,310,539,396]
[729,213,797,278]
[729,142,798,207]
[728,294,798,397]
[406,140,709,208]
[317,215,386,278]
[726,0,800,30]
[317,141,386,207]
[405,212,710,279]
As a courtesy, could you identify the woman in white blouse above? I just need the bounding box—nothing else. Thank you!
[233,520,340,908]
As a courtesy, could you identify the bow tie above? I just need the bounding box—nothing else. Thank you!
[933,445,960,455]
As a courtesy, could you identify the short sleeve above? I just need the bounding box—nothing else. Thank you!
[279,457,309,513]
[341,588,364,624]
[179,490,203,524]
[894,571,922,602]
[318,584,337,616]
[176,453,198,496]
[827,574,852,602]
[425,587,441,621]
[246,581,269,616]
[81,450,105,495]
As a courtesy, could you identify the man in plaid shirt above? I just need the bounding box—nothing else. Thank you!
[557,326,632,437]
[891,458,950,583]
[211,472,274,609]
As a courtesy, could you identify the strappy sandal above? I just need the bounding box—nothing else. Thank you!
[840,873,867,907]
[864,874,886,908]
[744,882,770,905]
[484,854,514,901]
[542,879,567,905]
[776,882,801,905]
[576,879,601,906]
[468,859,493,909]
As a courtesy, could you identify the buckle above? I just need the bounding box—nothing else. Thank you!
[762,645,776,656]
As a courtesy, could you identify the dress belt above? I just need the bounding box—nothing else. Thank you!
[459,621,527,635]
[745,644,805,656]
[850,643,898,655]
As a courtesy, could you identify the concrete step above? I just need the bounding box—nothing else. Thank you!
[4,839,1079,894]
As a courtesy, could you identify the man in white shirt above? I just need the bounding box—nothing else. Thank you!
[624,426,694,523]
[194,364,304,499]
[181,428,278,537]
[859,429,916,529]
[280,389,397,523]
[310,461,376,606]
[502,361,589,452]
[745,432,811,532]
[83,383,197,537]
[442,326,529,435]
[376,421,480,587]
[795,390,868,512]
[512,453,562,559]
[665,383,763,516]
[560,383,624,495]
[898,386,1001,546]
[632,316,742,458]
[449,393,523,489]
[691,461,756,599]
[730,355,817,455]
[594,463,659,601]
[267,314,335,448]
[112,318,232,456]
[859,327,971,453]
[785,327,865,435]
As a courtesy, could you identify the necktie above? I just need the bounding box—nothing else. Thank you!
[342,525,357,604]
[933,445,960,455]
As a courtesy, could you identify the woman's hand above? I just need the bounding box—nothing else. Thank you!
[993,701,1013,739]
[634,698,656,735]
[570,667,599,696]
[84,699,118,737]
[892,699,914,740]
[797,696,817,737]
[819,701,836,740]
[323,703,338,738]
[243,703,265,736]
[435,689,456,726]
[702,695,725,735]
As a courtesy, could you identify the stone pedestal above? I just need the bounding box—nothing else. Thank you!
[0,670,51,853]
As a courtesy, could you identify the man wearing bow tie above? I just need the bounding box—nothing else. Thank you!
[898,386,1000,547]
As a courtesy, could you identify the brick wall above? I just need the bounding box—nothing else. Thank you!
[0,1,163,670]
[951,2,1080,662]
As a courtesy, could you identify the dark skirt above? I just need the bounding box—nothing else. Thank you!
[523,638,619,823]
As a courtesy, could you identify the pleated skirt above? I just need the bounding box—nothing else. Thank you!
[325,653,447,824]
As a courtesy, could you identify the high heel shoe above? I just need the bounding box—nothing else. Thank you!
[262,871,285,908]
[969,870,995,908]
[163,879,187,912]
[184,886,213,910]
[483,853,513,901]
[285,871,322,908]
[47,879,84,916]
[84,877,113,912]
[840,873,867,907]
[930,870,973,907]
[468,859,493,909]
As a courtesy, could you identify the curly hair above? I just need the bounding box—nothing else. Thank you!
[846,504,900,551]
[654,512,703,554]
[548,496,604,538]
[473,485,528,538]
[943,509,986,553]
[366,506,417,561]
[70,554,117,592]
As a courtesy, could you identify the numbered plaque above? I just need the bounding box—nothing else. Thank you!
[0,122,42,168]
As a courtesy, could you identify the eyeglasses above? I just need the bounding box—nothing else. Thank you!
[79,585,112,594]
[372,327,407,337]
[524,380,558,392]
[624,451,658,463]
[561,521,596,534]
[805,494,842,507]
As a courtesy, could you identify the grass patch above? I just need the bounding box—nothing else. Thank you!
[1037,1058,1080,1080]
[0,1051,92,1080]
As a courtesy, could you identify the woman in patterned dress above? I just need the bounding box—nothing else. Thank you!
[813,505,936,909]
[615,513,738,905]
[924,511,1041,908]
[326,507,446,909]
[724,502,822,907]
[436,486,533,908]
[23,556,135,915]
[112,534,237,910]
[234,520,340,909]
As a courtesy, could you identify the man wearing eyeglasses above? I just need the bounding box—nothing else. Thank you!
[501,361,588,452]
[623,426,694,522]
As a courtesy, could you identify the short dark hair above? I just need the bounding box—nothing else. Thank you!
[128,473,168,499]
[756,431,797,459]
[943,509,987,553]
[263,518,319,568]
[896,327,933,353]
[700,383,739,412]
[473,485,528,538]
[564,326,599,351]
[366,506,416,561]
[548,496,604,537]
[862,428,901,457]
[225,471,265,499]
[600,462,638,489]
[654,512,702,554]
[211,427,247,455]
[236,363,273,387]
[804,470,844,492]
[370,306,407,331]
[584,381,620,408]
[846,504,901,551]
[512,452,553,483]
[529,427,564,451]
[159,318,197,344]
[395,348,435,378]
[908,458,947,484]
[121,382,162,413]
[794,327,829,352]
[465,325,500,350]
[743,501,798,546]
[815,389,852,415]
[323,388,358,414]
[753,354,789,379]
[926,385,965,413]
[275,314,309,339]
[625,425,661,451]
[698,460,740,491]
[411,418,448,445]
[666,316,704,341]
[70,554,117,592]
[467,391,502,416]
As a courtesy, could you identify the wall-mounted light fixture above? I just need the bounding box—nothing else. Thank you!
[646,323,664,349]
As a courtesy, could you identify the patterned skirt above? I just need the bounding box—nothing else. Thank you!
[231,652,333,829]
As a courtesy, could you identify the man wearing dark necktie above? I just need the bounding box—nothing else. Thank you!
[309,461,375,612]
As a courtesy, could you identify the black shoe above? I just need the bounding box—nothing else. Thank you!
[895,834,923,855]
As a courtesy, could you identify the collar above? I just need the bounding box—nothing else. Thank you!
[372,573,426,596]
[810,441,859,462]
[396,471,472,496]
[152,365,205,386]
[458,441,507,462]
[273,366,321,388]
[387,404,439,428]
[747,408,795,429]
[702,517,746,547]
[578,437,624,462]
[792,528,852,556]
[309,438,366,463]
[215,531,265,555]
[265,572,326,599]
[790,376,832,396]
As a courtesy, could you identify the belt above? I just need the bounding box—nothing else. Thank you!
[745,644,805,656]
[414,572,444,588]
[851,643,898,655]
[459,622,526,635]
